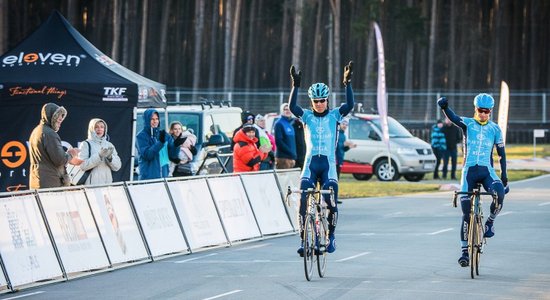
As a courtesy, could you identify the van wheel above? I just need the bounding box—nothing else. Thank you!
[352,173,373,181]
[404,173,425,182]
[374,159,400,181]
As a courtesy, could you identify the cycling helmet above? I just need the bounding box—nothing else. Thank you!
[308,83,330,99]
[473,93,494,109]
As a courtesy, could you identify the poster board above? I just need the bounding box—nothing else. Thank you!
[240,173,293,235]
[38,190,110,274]
[0,194,62,287]
[207,176,261,241]
[126,183,188,257]
[85,186,148,264]
[167,179,228,250]
[274,170,302,231]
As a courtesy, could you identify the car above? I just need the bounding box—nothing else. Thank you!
[342,113,436,181]
[135,101,242,177]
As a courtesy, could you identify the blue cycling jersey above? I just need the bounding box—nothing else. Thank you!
[460,117,504,168]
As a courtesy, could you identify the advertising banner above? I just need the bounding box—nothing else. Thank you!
[167,179,228,250]
[38,190,110,274]
[0,266,6,289]
[126,183,188,257]
[274,170,302,230]
[0,194,62,287]
[207,176,261,241]
[85,186,148,264]
[240,173,293,235]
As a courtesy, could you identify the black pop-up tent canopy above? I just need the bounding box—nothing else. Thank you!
[0,10,166,191]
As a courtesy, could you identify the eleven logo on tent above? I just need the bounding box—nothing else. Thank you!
[1,51,84,67]
[103,87,128,102]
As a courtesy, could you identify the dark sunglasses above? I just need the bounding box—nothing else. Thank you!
[476,108,491,114]
[312,99,327,104]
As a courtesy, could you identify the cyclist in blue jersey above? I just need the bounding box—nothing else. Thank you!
[289,61,355,256]
[437,94,508,267]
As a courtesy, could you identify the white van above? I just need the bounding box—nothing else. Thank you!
[342,113,436,181]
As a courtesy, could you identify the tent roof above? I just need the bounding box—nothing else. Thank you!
[0,10,166,107]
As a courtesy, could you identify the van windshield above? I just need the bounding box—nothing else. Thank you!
[370,118,413,138]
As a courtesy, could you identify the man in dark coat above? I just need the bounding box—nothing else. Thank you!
[29,103,81,189]
[442,117,462,180]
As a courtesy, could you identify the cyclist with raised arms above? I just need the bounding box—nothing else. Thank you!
[437,94,508,267]
[289,61,355,256]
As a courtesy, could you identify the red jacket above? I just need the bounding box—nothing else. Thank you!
[233,129,267,173]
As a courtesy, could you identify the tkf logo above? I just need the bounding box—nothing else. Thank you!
[1,141,27,168]
[2,51,84,67]
[103,87,128,102]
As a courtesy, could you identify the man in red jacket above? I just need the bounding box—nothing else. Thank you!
[233,124,268,173]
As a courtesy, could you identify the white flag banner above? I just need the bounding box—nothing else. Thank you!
[374,22,390,151]
[498,81,510,144]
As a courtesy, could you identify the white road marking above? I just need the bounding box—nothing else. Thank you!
[174,253,218,263]
[3,292,45,300]
[384,212,403,217]
[427,228,454,235]
[202,289,243,300]
[336,251,371,262]
[538,202,550,206]
[499,211,513,216]
[235,243,270,251]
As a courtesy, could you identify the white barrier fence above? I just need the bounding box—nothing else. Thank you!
[0,169,300,292]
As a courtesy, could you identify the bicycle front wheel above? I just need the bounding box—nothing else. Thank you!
[317,215,328,278]
[475,215,484,276]
[303,215,315,281]
[469,214,478,279]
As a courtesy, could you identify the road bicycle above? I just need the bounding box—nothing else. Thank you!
[286,186,334,281]
[453,183,497,279]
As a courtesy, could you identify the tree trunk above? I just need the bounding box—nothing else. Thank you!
[229,0,242,89]
[448,0,457,91]
[208,0,220,89]
[139,0,149,75]
[311,0,323,80]
[65,0,79,24]
[425,0,437,122]
[244,0,257,90]
[364,27,376,92]
[223,0,232,92]
[291,0,303,68]
[157,0,172,82]
[192,0,206,94]
[111,0,121,61]
[0,0,7,54]
[278,0,290,88]
[329,0,341,90]
[403,0,414,115]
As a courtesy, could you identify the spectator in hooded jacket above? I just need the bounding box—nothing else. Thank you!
[78,118,122,184]
[136,108,175,180]
[233,124,268,173]
[29,103,82,189]
[274,103,297,169]
[431,119,447,179]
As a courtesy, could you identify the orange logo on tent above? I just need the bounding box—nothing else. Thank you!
[1,141,27,168]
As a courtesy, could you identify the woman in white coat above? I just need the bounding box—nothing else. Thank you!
[78,118,122,184]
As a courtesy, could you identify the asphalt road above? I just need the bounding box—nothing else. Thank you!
[2,175,549,300]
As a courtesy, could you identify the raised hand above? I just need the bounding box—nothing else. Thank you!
[343,61,353,85]
[159,130,166,143]
[437,97,448,109]
[290,65,302,87]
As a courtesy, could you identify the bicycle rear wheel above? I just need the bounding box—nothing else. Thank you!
[316,216,328,278]
[303,215,315,281]
[469,214,478,279]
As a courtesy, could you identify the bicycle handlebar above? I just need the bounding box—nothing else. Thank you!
[285,186,335,206]
[452,189,497,208]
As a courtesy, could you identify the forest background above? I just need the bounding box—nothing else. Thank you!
[1,0,549,95]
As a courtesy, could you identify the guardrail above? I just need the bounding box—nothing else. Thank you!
[0,169,301,293]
